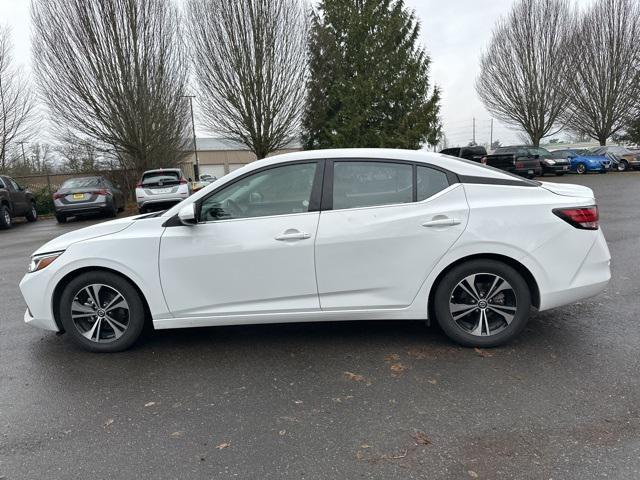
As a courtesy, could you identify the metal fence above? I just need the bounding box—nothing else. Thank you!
[12,169,137,201]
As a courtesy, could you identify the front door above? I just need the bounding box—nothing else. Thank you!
[159,161,323,317]
[315,160,469,310]
[6,178,28,215]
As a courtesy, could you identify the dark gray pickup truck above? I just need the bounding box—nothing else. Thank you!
[0,175,37,229]
[485,146,544,179]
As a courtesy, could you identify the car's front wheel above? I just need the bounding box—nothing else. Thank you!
[618,160,629,172]
[59,271,146,352]
[0,204,12,229]
[433,259,532,348]
[576,163,587,174]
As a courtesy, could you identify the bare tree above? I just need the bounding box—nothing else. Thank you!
[31,0,190,174]
[186,0,308,159]
[476,0,573,147]
[562,0,640,145]
[0,26,36,171]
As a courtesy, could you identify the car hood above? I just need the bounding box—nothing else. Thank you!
[540,182,595,199]
[33,216,138,255]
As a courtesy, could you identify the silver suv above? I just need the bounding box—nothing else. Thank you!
[135,168,191,213]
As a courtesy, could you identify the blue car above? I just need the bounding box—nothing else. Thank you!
[550,149,610,174]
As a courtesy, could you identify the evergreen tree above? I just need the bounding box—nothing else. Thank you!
[302,0,441,150]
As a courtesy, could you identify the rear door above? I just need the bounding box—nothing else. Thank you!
[314,160,469,310]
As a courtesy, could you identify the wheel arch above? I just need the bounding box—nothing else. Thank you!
[427,253,541,320]
[51,266,152,333]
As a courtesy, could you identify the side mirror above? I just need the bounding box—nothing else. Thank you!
[178,203,197,226]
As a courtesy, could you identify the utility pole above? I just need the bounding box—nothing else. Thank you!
[181,95,200,181]
[472,117,476,145]
[490,118,494,147]
[18,141,27,168]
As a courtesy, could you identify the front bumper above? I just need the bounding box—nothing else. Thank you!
[23,307,59,332]
[543,164,570,174]
[20,265,61,332]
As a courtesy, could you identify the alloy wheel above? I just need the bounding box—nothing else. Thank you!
[3,209,11,226]
[449,273,517,336]
[576,164,586,174]
[71,284,130,343]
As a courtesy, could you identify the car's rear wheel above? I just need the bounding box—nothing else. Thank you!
[576,163,586,174]
[0,204,12,229]
[433,259,532,348]
[618,160,628,172]
[25,202,37,222]
[59,271,146,352]
[55,214,67,223]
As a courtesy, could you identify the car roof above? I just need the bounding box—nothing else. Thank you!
[142,168,182,174]
[228,148,524,180]
[162,148,536,218]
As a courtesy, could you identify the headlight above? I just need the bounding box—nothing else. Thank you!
[543,159,556,165]
[28,251,64,273]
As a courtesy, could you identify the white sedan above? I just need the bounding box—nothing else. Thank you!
[20,149,611,352]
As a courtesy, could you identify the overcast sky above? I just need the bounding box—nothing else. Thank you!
[0,0,593,147]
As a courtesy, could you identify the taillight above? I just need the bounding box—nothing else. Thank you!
[179,178,188,185]
[93,189,112,196]
[136,182,142,188]
[515,162,525,169]
[481,156,487,165]
[52,192,62,200]
[553,206,599,230]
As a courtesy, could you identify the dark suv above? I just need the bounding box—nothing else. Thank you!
[0,175,37,229]
[440,146,487,162]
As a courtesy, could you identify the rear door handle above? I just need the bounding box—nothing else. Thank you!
[275,230,311,241]
[422,217,461,227]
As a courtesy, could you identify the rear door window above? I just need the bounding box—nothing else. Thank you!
[332,161,412,210]
[417,166,450,201]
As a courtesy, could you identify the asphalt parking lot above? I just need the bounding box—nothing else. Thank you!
[1,173,639,480]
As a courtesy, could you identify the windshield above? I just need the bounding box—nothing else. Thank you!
[141,171,181,186]
[61,177,101,189]
[528,147,552,157]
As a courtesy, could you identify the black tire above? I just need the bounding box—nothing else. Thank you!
[618,160,629,172]
[25,201,38,222]
[105,201,117,218]
[0,204,12,229]
[55,214,67,224]
[138,207,146,215]
[433,259,532,348]
[59,271,146,353]
[576,163,587,174]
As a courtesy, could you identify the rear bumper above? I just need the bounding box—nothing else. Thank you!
[537,229,611,311]
[54,203,110,215]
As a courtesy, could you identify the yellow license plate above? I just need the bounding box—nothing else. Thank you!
[73,193,85,200]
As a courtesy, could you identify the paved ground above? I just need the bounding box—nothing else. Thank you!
[1,173,639,480]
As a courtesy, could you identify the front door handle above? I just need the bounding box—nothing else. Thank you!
[275,229,311,241]
[422,217,461,227]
